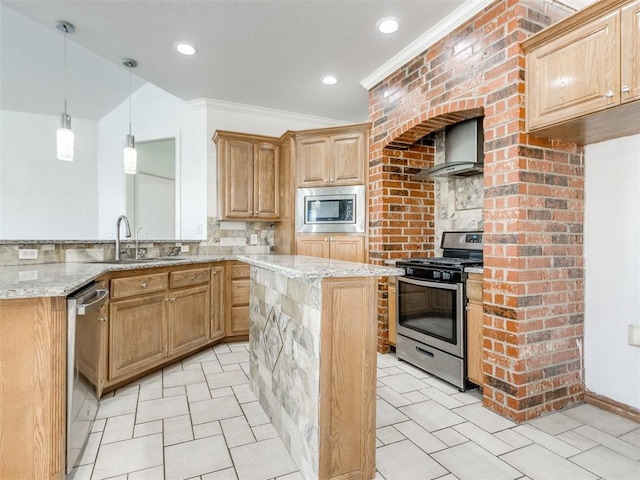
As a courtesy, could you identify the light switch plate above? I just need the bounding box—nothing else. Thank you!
[18,249,38,260]
[250,234,258,245]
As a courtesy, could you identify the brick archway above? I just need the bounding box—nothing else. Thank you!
[366,0,585,422]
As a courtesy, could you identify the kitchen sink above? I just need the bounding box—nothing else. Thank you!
[93,257,190,264]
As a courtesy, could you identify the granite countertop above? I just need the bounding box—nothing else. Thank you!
[0,255,403,299]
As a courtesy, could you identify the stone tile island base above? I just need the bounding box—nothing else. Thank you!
[249,266,377,480]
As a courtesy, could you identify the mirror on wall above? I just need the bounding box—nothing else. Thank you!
[125,138,177,240]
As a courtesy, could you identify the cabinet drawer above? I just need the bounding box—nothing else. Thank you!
[466,277,482,302]
[232,279,250,305]
[111,272,168,299]
[170,268,210,289]
[232,264,250,279]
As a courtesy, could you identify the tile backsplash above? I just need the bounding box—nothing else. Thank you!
[433,130,484,252]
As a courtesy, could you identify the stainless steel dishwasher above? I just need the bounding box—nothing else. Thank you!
[66,282,108,474]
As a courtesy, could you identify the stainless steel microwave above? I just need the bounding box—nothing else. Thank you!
[295,185,366,233]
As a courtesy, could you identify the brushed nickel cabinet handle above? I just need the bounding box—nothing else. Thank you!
[622,85,631,94]
[140,282,147,288]
[604,90,614,98]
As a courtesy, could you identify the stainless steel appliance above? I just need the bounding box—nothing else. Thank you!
[295,185,366,233]
[396,231,483,390]
[66,283,108,474]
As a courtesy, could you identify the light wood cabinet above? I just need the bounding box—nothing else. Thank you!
[523,0,640,144]
[109,292,168,382]
[106,264,221,388]
[296,128,367,187]
[388,275,397,346]
[296,234,366,263]
[167,285,210,357]
[466,273,483,387]
[0,297,66,479]
[210,265,226,341]
[214,131,280,221]
[227,262,250,336]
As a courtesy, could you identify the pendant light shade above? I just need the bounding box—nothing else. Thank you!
[123,58,138,174]
[56,21,75,161]
[56,113,74,161]
[123,134,137,174]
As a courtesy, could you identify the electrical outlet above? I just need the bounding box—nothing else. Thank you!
[250,234,258,245]
[18,249,38,260]
[180,245,189,253]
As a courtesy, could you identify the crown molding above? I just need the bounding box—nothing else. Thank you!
[187,97,348,125]
[360,0,497,90]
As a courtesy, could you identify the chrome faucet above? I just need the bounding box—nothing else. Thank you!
[135,227,146,259]
[115,215,131,260]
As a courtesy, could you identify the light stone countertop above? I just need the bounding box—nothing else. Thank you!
[0,254,402,299]
[465,266,484,274]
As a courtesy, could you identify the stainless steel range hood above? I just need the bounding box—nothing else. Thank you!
[415,117,484,179]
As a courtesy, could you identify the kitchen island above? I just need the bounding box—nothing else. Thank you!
[0,255,400,480]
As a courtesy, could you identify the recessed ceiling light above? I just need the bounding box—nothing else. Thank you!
[321,75,337,85]
[377,17,399,34]
[175,43,197,55]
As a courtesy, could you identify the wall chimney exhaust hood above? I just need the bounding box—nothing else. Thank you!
[415,117,484,179]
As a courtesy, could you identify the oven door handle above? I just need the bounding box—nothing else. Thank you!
[397,276,459,290]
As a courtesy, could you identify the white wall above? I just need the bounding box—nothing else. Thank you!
[0,110,99,239]
[199,98,347,218]
[97,83,203,239]
[584,133,640,410]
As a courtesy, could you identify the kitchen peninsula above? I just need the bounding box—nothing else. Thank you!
[0,254,401,479]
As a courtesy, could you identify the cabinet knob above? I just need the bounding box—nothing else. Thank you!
[191,275,197,281]
[604,90,614,98]
[324,238,329,242]
[98,316,108,322]
[622,85,631,94]
[330,178,334,182]
[141,282,147,288]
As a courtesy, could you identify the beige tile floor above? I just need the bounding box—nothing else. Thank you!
[71,341,640,480]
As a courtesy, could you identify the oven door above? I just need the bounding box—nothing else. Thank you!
[397,276,464,357]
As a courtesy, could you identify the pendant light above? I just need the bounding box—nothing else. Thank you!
[122,58,138,174]
[55,21,75,161]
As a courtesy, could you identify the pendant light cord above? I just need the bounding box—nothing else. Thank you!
[128,66,132,136]
[63,24,68,116]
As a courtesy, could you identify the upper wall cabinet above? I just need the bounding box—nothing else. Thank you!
[523,0,640,144]
[296,125,369,187]
[214,131,280,221]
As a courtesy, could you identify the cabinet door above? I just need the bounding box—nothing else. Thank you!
[223,139,254,218]
[210,265,225,341]
[330,132,366,185]
[297,136,330,187]
[622,1,640,102]
[296,235,331,259]
[109,293,168,381]
[330,235,365,263]
[466,302,483,387]
[77,300,108,397]
[168,285,210,358]
[254,142,280,219]
[388,277,397,347]
[526,11,620,130]
[227,263,250,336]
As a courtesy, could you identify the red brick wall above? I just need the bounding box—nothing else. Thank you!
[368,0,584,421]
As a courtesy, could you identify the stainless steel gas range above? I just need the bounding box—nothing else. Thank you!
[395,231,483,391]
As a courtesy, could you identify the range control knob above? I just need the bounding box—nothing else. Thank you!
[433,271,442,279]
[442,271,452,280]
[405,267,414,275]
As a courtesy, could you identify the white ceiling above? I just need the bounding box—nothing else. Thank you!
[0,0,594,123]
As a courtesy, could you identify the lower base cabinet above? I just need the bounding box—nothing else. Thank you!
[466,273,483,386]
[168,285,211,357]
[227,262,250,336]
[109,292,168,382]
